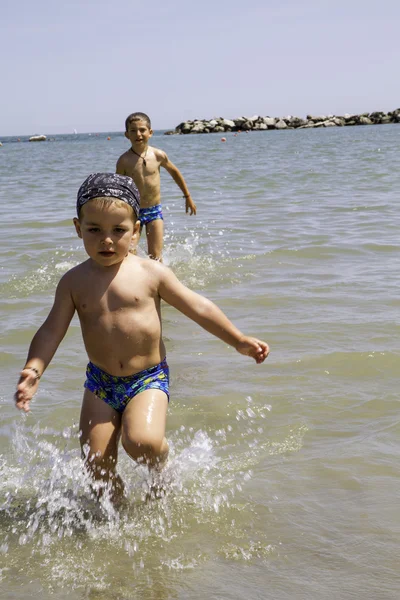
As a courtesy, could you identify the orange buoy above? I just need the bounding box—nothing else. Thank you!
[221,137,226,142]
[107,136,111,140]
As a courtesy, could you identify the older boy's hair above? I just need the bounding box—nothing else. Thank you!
[125,112,151,131]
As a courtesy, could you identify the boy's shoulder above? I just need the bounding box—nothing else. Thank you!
[148,145,168,162]
[116,148,132,163]
[57,257,165,293]
[129,254,166,276]
[59,259,91,284]
[128,254,173,284]
[119,255,176,297]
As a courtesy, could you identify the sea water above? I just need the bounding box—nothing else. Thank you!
[0,125,399,599]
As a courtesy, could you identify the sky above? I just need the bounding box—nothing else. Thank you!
[1,0,399,136]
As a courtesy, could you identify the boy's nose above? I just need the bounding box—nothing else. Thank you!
[102,236,113,245]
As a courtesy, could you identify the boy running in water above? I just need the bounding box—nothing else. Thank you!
[15,173,269,501]
[116,112,196,261]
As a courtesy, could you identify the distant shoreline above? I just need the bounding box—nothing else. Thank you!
[165,109,400,135]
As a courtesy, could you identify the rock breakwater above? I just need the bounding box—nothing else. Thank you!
[166,109,400,135]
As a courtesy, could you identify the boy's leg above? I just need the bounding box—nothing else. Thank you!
[121,388,169,469]
[79,388,123,499]
[145,219,164,261]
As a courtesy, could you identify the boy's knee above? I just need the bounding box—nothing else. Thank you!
[121,431,165,463]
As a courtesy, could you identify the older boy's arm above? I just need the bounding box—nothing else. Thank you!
[158,266,269,363]
[116,156,126,175]
[15,274,76,412]
[159,152,197,215]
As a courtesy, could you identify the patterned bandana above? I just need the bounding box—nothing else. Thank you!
[77,173,140,218]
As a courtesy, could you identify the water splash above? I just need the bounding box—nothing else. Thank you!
[2,249,80,298]
[0,398,307,593]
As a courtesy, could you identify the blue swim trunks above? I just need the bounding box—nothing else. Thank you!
[84,358,169,413]
[139,204,163,227]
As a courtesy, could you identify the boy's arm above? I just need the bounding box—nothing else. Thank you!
[116,155,126,175]
[158,150,197,215]
[15,274,76,412]
[157,265,269,363]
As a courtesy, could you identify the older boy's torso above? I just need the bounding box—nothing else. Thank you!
[120,146,162,208]
[70,256,166,376]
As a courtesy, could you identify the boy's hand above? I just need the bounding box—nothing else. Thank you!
[236,337,270,364]
[185,194,197,215]
[15,368,40,412]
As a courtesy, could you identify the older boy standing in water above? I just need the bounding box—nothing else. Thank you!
[116,112,196,261]
[15,173,269,502]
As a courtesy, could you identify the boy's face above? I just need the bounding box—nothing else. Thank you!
[125,119,153,151]
[73,199,140,267]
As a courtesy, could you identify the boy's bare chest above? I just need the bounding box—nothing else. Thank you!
[75,277,153,316]
[126,153,160,183]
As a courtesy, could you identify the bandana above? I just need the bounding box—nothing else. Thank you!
[77,173,140,218]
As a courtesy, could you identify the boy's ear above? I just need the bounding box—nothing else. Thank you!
[149,128,153,137]
[124,131,129,140]
[73,217,82,238]
[133,220,141,239]
[130,220,141,251]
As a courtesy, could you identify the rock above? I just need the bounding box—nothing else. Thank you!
[307,115,326,122]
[190,124,206,133]
[222,119,235,128]
[261,117,276,127]
[180,122,193,133]
[369,111,385,119]
[289,117,307,128]
[172,108,400,134]
[241,121,253,130]
[29,135,46,142]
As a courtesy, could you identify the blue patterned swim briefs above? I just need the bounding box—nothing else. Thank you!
[139,204,163,227]
[84,358,169,413]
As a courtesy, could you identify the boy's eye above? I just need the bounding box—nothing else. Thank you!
[115,227,127,233]
[88,227,100,232]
